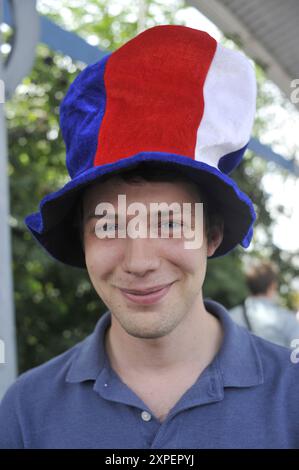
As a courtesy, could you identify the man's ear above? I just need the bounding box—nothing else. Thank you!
[207,221,224,257]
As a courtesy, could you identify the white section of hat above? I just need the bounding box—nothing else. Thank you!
[194,43,256,169]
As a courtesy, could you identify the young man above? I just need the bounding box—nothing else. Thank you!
[0,25,298,449]
[229,260,299,347]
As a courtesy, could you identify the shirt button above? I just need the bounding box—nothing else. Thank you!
[141,411,152,422]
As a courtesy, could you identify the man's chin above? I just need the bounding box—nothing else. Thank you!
[124,328,171,340]
[118,315,178,340]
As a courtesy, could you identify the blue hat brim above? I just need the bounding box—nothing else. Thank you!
[25,152,256,268]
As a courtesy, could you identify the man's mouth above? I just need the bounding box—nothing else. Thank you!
[118,282,174,305]
[119,283,173,295]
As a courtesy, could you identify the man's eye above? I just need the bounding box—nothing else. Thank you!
[160,221,182,229]
[102,223,118,232]
[94,222,127,237]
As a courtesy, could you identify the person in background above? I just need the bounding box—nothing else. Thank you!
[229,260,299,347]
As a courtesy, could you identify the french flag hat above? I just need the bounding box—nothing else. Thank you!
[25,25,257,268]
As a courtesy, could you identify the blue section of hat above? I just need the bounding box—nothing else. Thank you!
[218,143,248,175]
[59,53,112,179]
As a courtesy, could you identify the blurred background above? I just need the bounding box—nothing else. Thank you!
[1,0,299,397]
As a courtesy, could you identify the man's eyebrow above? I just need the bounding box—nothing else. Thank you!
[85,211,116,221]
[85,207,196,221]
[149,209,195,217]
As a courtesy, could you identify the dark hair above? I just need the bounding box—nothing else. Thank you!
[245,261,278,295]
[75,162,223,246]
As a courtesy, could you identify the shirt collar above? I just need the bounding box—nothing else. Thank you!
[66,299,264,388]
[66,312,111,383]
[205,299,264,387]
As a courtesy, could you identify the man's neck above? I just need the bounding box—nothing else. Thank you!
[105,299,223,378]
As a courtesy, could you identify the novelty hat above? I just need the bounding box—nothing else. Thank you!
[25,24,257,267]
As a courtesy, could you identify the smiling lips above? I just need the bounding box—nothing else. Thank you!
[119,282,174,305]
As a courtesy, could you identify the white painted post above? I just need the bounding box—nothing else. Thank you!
[0,1,17,399]
[0,0,39,399]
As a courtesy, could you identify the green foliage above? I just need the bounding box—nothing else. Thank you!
[7,44,107,373]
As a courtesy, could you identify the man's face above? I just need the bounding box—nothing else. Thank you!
[83,176,222,339]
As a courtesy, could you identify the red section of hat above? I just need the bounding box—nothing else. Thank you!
[93,25,217,166]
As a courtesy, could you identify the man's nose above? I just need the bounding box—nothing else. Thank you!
[121,237,160,275]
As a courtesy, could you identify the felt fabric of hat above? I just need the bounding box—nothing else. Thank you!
[25,24,257,268]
